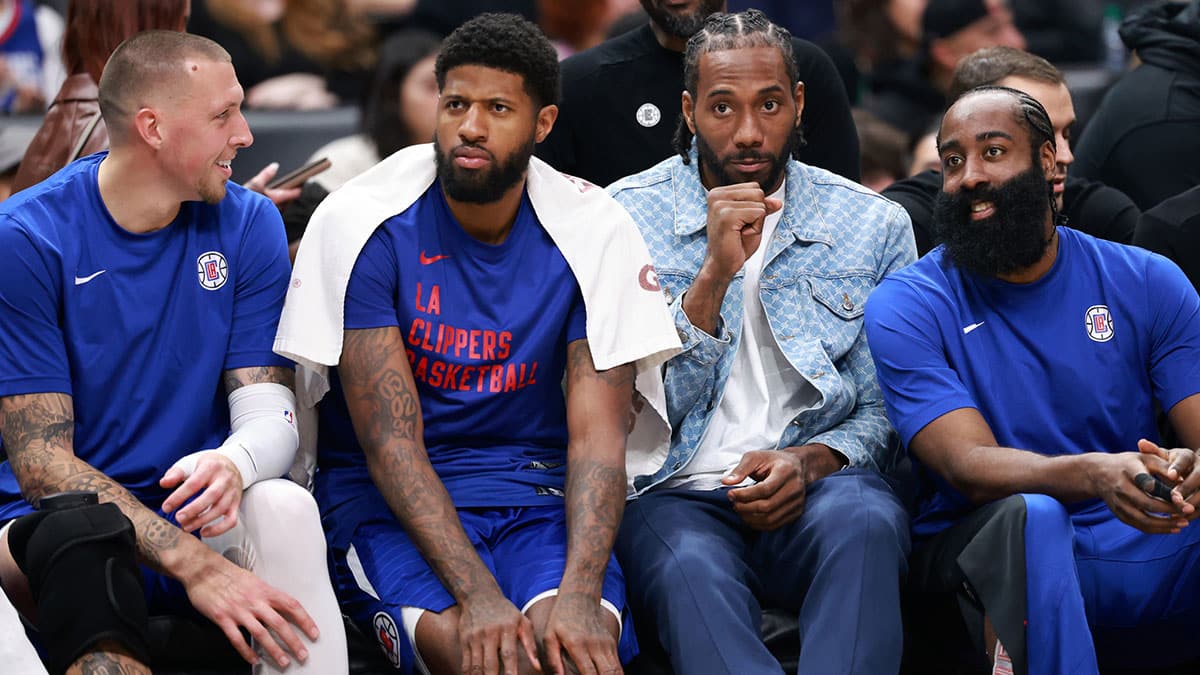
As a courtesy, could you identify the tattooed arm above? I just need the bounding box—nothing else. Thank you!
[542,339,632,675]
[0,392,318,668]
[339,327,539,674]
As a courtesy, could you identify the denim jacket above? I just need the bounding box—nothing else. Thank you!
[609,153,916,494]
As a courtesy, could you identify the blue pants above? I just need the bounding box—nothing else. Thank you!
[1021,494,1200,674]
[616,469,910,675]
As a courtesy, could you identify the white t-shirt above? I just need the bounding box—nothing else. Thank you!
[666,181,820,490]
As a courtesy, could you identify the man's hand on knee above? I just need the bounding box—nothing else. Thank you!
[540,592,620,675]
[182,553,319,669]
[457,590,540,675]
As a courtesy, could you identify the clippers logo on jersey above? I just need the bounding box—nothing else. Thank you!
[638,264,661,292]
[636,103,661,128]
[1085,305,1114,342]
[196,251,229,290]
[372,611,401,667]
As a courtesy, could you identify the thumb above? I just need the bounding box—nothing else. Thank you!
[159,466,185,488]
[244,162,280,192]
[723,452,761,484]
[1137,438,1167,459]
[764,196,783,216]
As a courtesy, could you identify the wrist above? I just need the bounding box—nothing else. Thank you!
[163,535,223,584]
[787,444,845,483]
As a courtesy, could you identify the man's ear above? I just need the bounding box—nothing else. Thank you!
[793,81,805,126]
[535,104,559,144]
[681,91,696,134]
[1040,140,1056,178]
[133,107,164,149]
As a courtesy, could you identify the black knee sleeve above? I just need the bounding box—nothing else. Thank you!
[7,497,150,675]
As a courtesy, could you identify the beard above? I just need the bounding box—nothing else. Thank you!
[695,126,797,192]
[198,175,227,205]
[933,162,1055,278]
[639,0,725,39]
[433,133,533,204]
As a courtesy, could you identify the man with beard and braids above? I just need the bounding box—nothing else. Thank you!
[535,0,860,188]
[274,12,682,675]
[608,11,914,674]
[865,86,1200,675]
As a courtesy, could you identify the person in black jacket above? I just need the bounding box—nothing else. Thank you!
[1134,184,1200,293]
[884,46,1139,255]
[536,0,861,186]
[1074,0,1200,209]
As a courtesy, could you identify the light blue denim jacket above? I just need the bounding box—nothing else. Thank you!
[608,153,916,495]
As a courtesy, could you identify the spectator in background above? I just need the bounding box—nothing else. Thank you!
[1011,0,1104,64]
[864,0,1025,139]
[12,0,188,192]
[538,0,861,187]
[829,0,927,102]
[1135,184,1200,293]
[0,0,64,114]
[883,47,1138,255]
[188,0,377,109]
[907,120,940,175]
[1074,0,1200,209]
[306,30,441,193]
[854,108,910,191]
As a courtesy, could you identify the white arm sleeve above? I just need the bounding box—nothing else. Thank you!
[171,382,300,487]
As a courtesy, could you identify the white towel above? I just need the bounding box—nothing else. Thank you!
[274,144,680,488]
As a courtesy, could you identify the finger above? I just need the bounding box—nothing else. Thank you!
[542,632,563,675]
[1170,450,1197,483]
[162,468,211,515]
[198,491,241,538]
[1133,472,1174,502]
[728,466,790,503]
[264,185,303,207]
[216,617,259,665]
[259,604,311,665]
[483,629,500,675]
[1115,490,1187,531]
[566,642,599,675]
[272,591,320,642]
[500,626,519,675]
[159,466,185,489]
[244,613,291,669]
[518,616,541,672]
[722,452,763,486]
[764,196,783,215]
[1137,438,1169,460]
[243,162,279,192]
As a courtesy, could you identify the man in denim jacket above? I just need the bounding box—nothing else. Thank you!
[607,10,915,674]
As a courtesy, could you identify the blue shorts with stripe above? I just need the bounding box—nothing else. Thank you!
[329,504,638,673]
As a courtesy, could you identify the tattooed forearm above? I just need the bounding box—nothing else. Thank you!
[1,393,192,573]
[561,340,630,596]
[341,327,500,601]
[221,365,294,393]
[70,643,151,675]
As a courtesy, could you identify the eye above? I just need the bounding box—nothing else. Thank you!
[491,102,509,113]
[1062,126,1072,143]
[445,99,464,110]
[984,146,1004,158]
[763,99,781,112]
[942,155,963,169]
[713,102,731,115]
[216,109,230,120]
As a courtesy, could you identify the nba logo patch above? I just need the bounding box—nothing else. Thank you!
[196,251,228,291]
[1085,305,1114,342]
[372,611,402,668]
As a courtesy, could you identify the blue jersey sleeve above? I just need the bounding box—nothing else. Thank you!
[1145,254,1200,411]
[225,197,294,371]
[344,225,401,330]
[864,277,979,447]
[0,216,71,397]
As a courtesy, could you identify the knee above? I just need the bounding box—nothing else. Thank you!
[1017,493,1071,530]
[241,478,321,527]
[808,475,909,557]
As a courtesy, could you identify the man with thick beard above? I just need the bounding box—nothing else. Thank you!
[274,13,682,675]
[536,0,860,187]
[865,86,1200,674]
[608,11,914,674]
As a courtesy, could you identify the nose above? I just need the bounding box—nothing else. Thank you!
[960,157,989,191]
[732,111,764,148]
[458,103,486,143]
[232,110,253,149]
[1056,135,1074,173]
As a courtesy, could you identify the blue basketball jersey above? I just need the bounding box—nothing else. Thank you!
[865,227,1200,538]
[0,153,293,519]
[316,180,587,527]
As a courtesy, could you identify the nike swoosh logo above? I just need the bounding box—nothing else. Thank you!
[419,251,450,265]
[74,270,107,285]
[962,321,985,335]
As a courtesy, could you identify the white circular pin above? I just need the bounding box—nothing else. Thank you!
[636,103,662,128]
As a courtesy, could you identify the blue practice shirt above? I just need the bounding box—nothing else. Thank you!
[0,153,293,519]
[316,180,587,528]
[865,227,1200,538]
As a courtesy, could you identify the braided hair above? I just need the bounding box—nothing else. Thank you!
[673,9,804,163]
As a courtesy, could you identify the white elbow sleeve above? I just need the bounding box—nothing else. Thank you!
[214,382,300,487]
